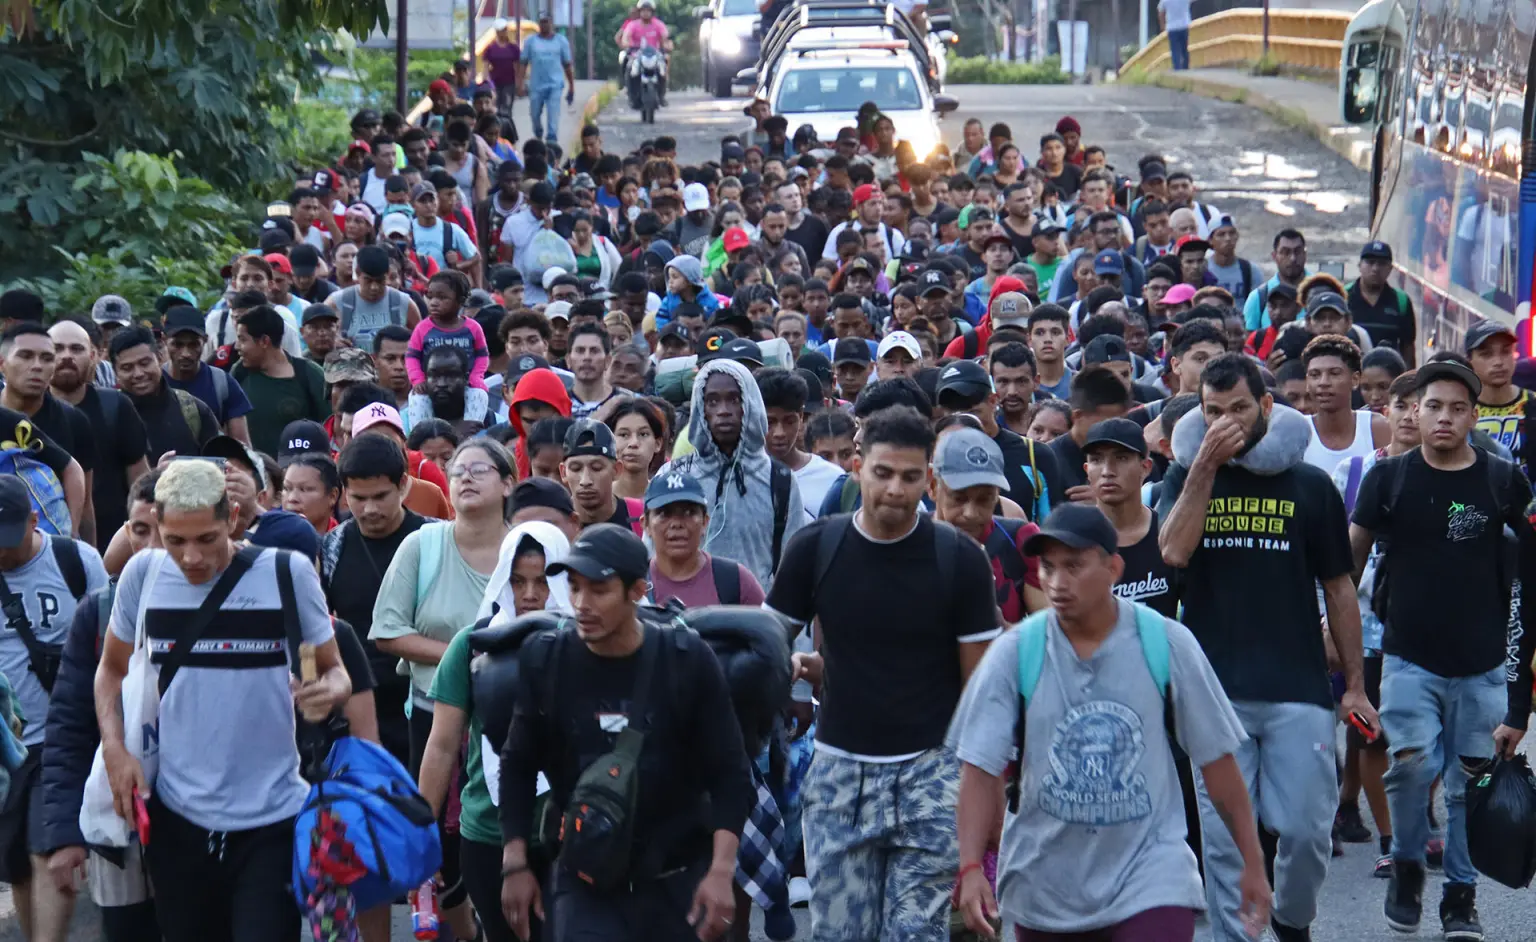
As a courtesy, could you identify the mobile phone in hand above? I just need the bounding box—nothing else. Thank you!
[1349,711,1378,743]
[132,788,151,845]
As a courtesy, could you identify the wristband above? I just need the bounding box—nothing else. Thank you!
[951,861,985,904]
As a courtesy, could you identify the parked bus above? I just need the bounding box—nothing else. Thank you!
[1340,0,1533,359]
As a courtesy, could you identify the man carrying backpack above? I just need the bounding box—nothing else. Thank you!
[645,472,765,608]
[0,475,109,942]
[948,504,1270,942]
[1347,241,1416,365]
[498,524,753,942]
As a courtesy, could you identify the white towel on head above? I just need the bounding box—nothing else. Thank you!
[476,521,572,628]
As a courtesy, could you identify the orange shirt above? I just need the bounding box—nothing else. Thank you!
[403,476,453,520]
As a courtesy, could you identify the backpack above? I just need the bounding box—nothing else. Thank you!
[0,420,72,536]
[711,556,741,605]
[768,459,793,575]
[1235,259,1256,306]
[984,518,1029,612]
[1006,602,1179,812]
[1025,437,1051,523]
[171,389,204,441]
[0,535,87,693]
[335,287,408,341]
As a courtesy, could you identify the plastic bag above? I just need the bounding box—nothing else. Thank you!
[1467,755,1536,888]
[519,229,577,288]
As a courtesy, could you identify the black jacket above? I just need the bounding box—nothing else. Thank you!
[38,585,113,855]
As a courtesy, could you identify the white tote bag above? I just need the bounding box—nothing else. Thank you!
[79,554,166,848]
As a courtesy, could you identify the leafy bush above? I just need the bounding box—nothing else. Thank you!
[946,55,1069,84]
[4,249,236,320]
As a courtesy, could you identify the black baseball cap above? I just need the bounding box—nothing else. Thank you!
[0,477,34,548]
[935,359,992,402]
[278,419,331,461]
[289,243,321,277]
[1083,417,1149,457]
[202,435,267,489]
[1031,219,1065,238]
[1083,334,1132,366]
[1022,504,1119,557]
[695,326,737,361]
[301,303,339,326]
[547,523,650,582]
[717,337,763,367]
[1360,240,1393,262]
[562,419,617,460]
[507,353,553,388]
[1304,291,1348,318]
[832,337,872,365]
[796,350,834,388]
[1415,359,1482,399]
[918,268,951,297]
[644,470,708,511]
[658,322,691,346]
[512,477,574,516]
[490,265,524,291]
[1464,319,1516,354]
[163,305,206,337]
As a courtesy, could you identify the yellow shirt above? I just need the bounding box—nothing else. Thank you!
[1476,388,1530,455]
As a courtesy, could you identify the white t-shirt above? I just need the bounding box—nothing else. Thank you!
[1158,0,1193,30]
[793,455,844,524]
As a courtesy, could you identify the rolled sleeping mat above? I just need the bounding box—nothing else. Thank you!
[676,605,792,755]
[469,611,566,755]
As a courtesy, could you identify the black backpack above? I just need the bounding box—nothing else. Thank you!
[983,518,1028,610]
[0,536,87,693]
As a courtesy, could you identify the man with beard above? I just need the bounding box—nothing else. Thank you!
[567,323,631,420]
[161,306,253,445]
[1242,229,1312,331]
[560,419,642,534]
[990,341,1039,434]
[935,359,1062,520]
[758,203,809,278]
[412,346,492,436]
[1158,353,1377,942]
[0,324,100,544]
[373,324,414,409]
[47,319,150,548]
[778,181,828,264]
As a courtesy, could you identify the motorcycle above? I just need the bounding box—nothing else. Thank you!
[625,44,666,124]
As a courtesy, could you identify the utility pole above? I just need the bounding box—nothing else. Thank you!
[586,0,594,78]
[396,0,409,115]
[469,0,478,75]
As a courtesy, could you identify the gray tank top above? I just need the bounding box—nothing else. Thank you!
[448,154,477,194]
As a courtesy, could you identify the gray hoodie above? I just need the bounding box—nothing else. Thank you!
[657,359,806,589]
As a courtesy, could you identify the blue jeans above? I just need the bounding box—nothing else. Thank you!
[1380,655,1505,887]
[528,85,562,142]
[1168,28,1190,69]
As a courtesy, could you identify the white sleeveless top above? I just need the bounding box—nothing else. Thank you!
[1303,410,1376,473]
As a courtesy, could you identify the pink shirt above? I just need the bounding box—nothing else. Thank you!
[621,18,669,48]
[649,553,765,609]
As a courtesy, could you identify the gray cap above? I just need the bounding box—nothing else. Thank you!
[933,428,1009,492]
[91,294,132,325]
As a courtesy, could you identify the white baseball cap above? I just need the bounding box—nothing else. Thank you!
[545,301,573,323]
[682,182,711,213]
[380,214,412,238]
[989,291,1033,328]
[494,17,510,29]
[877,331,922,361]
[542,266,568,290]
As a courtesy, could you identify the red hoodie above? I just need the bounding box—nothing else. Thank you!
[942,275,1028,359]
[508,368,573,479]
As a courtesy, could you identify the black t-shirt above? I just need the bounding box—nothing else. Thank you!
[786,215,829,263]
[999,217,1034,259]
[1040,163,1083,200]
[1113,511,1179,618]
[0,407,71,476]
[1352,449,1529,677]
[996,427,1061,519]
[325,511,427,679]
[1047,432,1087,492]
[1347,280,1416,355]
[766,516,1000,756]
[28,393,97,474]
[72,387,150,549]
[331,617,378,695]
[604,498,638,533]
[1155,460,1352,707]
[956,246,986,279]
[128,383,219,463]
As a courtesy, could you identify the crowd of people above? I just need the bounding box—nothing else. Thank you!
[0,46,1531,942]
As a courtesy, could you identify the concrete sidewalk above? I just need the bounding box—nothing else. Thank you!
[1135,68,1372,171]
[504,79,613,158]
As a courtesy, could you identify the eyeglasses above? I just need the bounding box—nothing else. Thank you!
[448,461,499,481]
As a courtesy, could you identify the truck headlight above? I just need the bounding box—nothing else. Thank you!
[712,31,743,55]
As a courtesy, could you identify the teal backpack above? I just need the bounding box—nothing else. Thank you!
[0,420,71,536]
[1006,602,1178,813]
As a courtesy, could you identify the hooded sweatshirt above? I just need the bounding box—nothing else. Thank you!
[1156,403,1348,707]
[656,359,806,588]
[655,255,721,328]
[508,368,573,480]
[943,275,1027,358]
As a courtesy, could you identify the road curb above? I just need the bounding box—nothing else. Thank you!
[1130,72,1372,172]
[567,82,620,157]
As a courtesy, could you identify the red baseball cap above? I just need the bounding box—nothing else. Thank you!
[263,253,293,275]
[347,138,372,155]
[723,227,751,253]
[429,79,453,97]
[852,183,879,206]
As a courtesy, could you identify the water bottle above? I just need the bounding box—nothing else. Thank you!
[409,880,440,940]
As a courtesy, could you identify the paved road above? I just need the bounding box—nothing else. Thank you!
[596,83,1371,280]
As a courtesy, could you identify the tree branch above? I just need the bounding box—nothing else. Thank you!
[0,120,102,148]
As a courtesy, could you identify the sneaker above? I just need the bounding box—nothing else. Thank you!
[1374,853,1394,878]
[788,876,812,907]
[1440,883,1484,941]
[1336,803,1373,843]
[1385,859,1425,933]
[1271,919,1312,941]
[1427,837,1445,870]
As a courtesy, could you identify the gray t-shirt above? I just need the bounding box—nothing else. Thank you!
[111,547,333,831]
[945,599,1245,933]
[0,537,109,744]
[1207,257,1255,309]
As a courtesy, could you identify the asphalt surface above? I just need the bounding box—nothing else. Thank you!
[597,82,1372,280]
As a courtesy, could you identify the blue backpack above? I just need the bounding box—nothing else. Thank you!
[1005,602,1177,812]
[0,421,70,536]
[290,736,442,912]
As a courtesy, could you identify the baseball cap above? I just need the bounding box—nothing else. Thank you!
[1022,504,1119,557]
[301,303,339,326]
[1162,284,1196,305]
[1031,219,1065,238]
[512,477,575,517]
[1304,291,1349,319]
[163,305,206,337]
[877,331,921,361]
[1268,283,1299,303]
[490,266,524,291]
[1083,417,1149,457]
[935,359,992,402]
[723,227,751,253]
[506,353,553,387]
[683,182,711,212]
[645,469,709,511]
[983,232,1014,252]
[931,206,961,228]
[832,337,872,365]
[1140,161,1167,182]
[1415,359,1482,398]
[258,228,294,254]
[1360,240,1394,262]
[717,337,764,367]
[1211,214,1237,234]
[1464,319,1518,354]
[467,289,496,310]
[1083,334,1132,366]
[246,509,320,559]
[380,215,412,239]
[796,350,834,388]
[155,286,197,315]
[351,108,382,128]
[202,435,267,490]
[657,322,691,347]
[852,184,879,206]
[278,419,331,461]
[1175,234,1210,255]
[544,301,572,325]
[324,347,377,384]
[721,143,745,160]
[546,523,650,582]
[989,291,1032,328]
[933,428,1009,492]
[310,169,339,194]
[351,401,405,437]
[918,268,950,297]
[263,252,293,275]
[347,138,372,155]
[410,182,436,203]
[695,326,737,361]
[91,294,132,326]
[0,477,34,548]
[563,419,618,460]
[1092,249,1124,276]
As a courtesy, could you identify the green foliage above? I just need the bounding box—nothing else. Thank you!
[4,248,234,320]
[573,0,702,87]
[945,54,1069,84]
[1250,53,1282,77]
[347,48,466,105]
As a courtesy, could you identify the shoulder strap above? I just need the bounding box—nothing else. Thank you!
[171,389,202,440]
[1238,259,1255,300]
[218,308,231,348]
[813,516,854,595]
[710,556,741,605]
[337,289,357,335]
[389,289,408,325]
[1343,455,1366,516]
[1393,288,1410,318]
[1256,281,1271,317]
[157,545,263,695]
[838,474,860,514]
[415,522,449,607]
[1015,612,1051,705]
[99,389,120,431]
[1025,437,1049,521]
[50,536,86,601]
[272,549,304,674]
[540,629,568,719]
[769,460,793,573]
[963,330,979,359]
[210,367,229,414]
[933,520,958,609]
[1132,603,1171,695]
[94,582,117,653]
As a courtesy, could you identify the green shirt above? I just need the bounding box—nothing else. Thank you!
[428,630,500,845]
[1026,256,1062,294]
[231,355,330,456]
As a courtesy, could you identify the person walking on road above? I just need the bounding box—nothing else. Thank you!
[520,13,575,145]
[1159,0,1194,69]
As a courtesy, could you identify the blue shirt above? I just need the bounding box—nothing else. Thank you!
[165,363,253,427]
[816,338,879,360]
[524,33,572,91]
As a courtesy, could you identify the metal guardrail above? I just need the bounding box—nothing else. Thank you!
[1121,8,1351,74]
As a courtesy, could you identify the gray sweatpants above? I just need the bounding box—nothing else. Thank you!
[1195,700,1336,941]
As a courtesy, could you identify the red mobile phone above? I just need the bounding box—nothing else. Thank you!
[1349,711,1378,743]
[132,788,151,845]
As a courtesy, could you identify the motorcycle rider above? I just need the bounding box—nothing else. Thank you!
[615,0,673,107]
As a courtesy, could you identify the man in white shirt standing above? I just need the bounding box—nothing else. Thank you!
[1158,0,1194,70]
